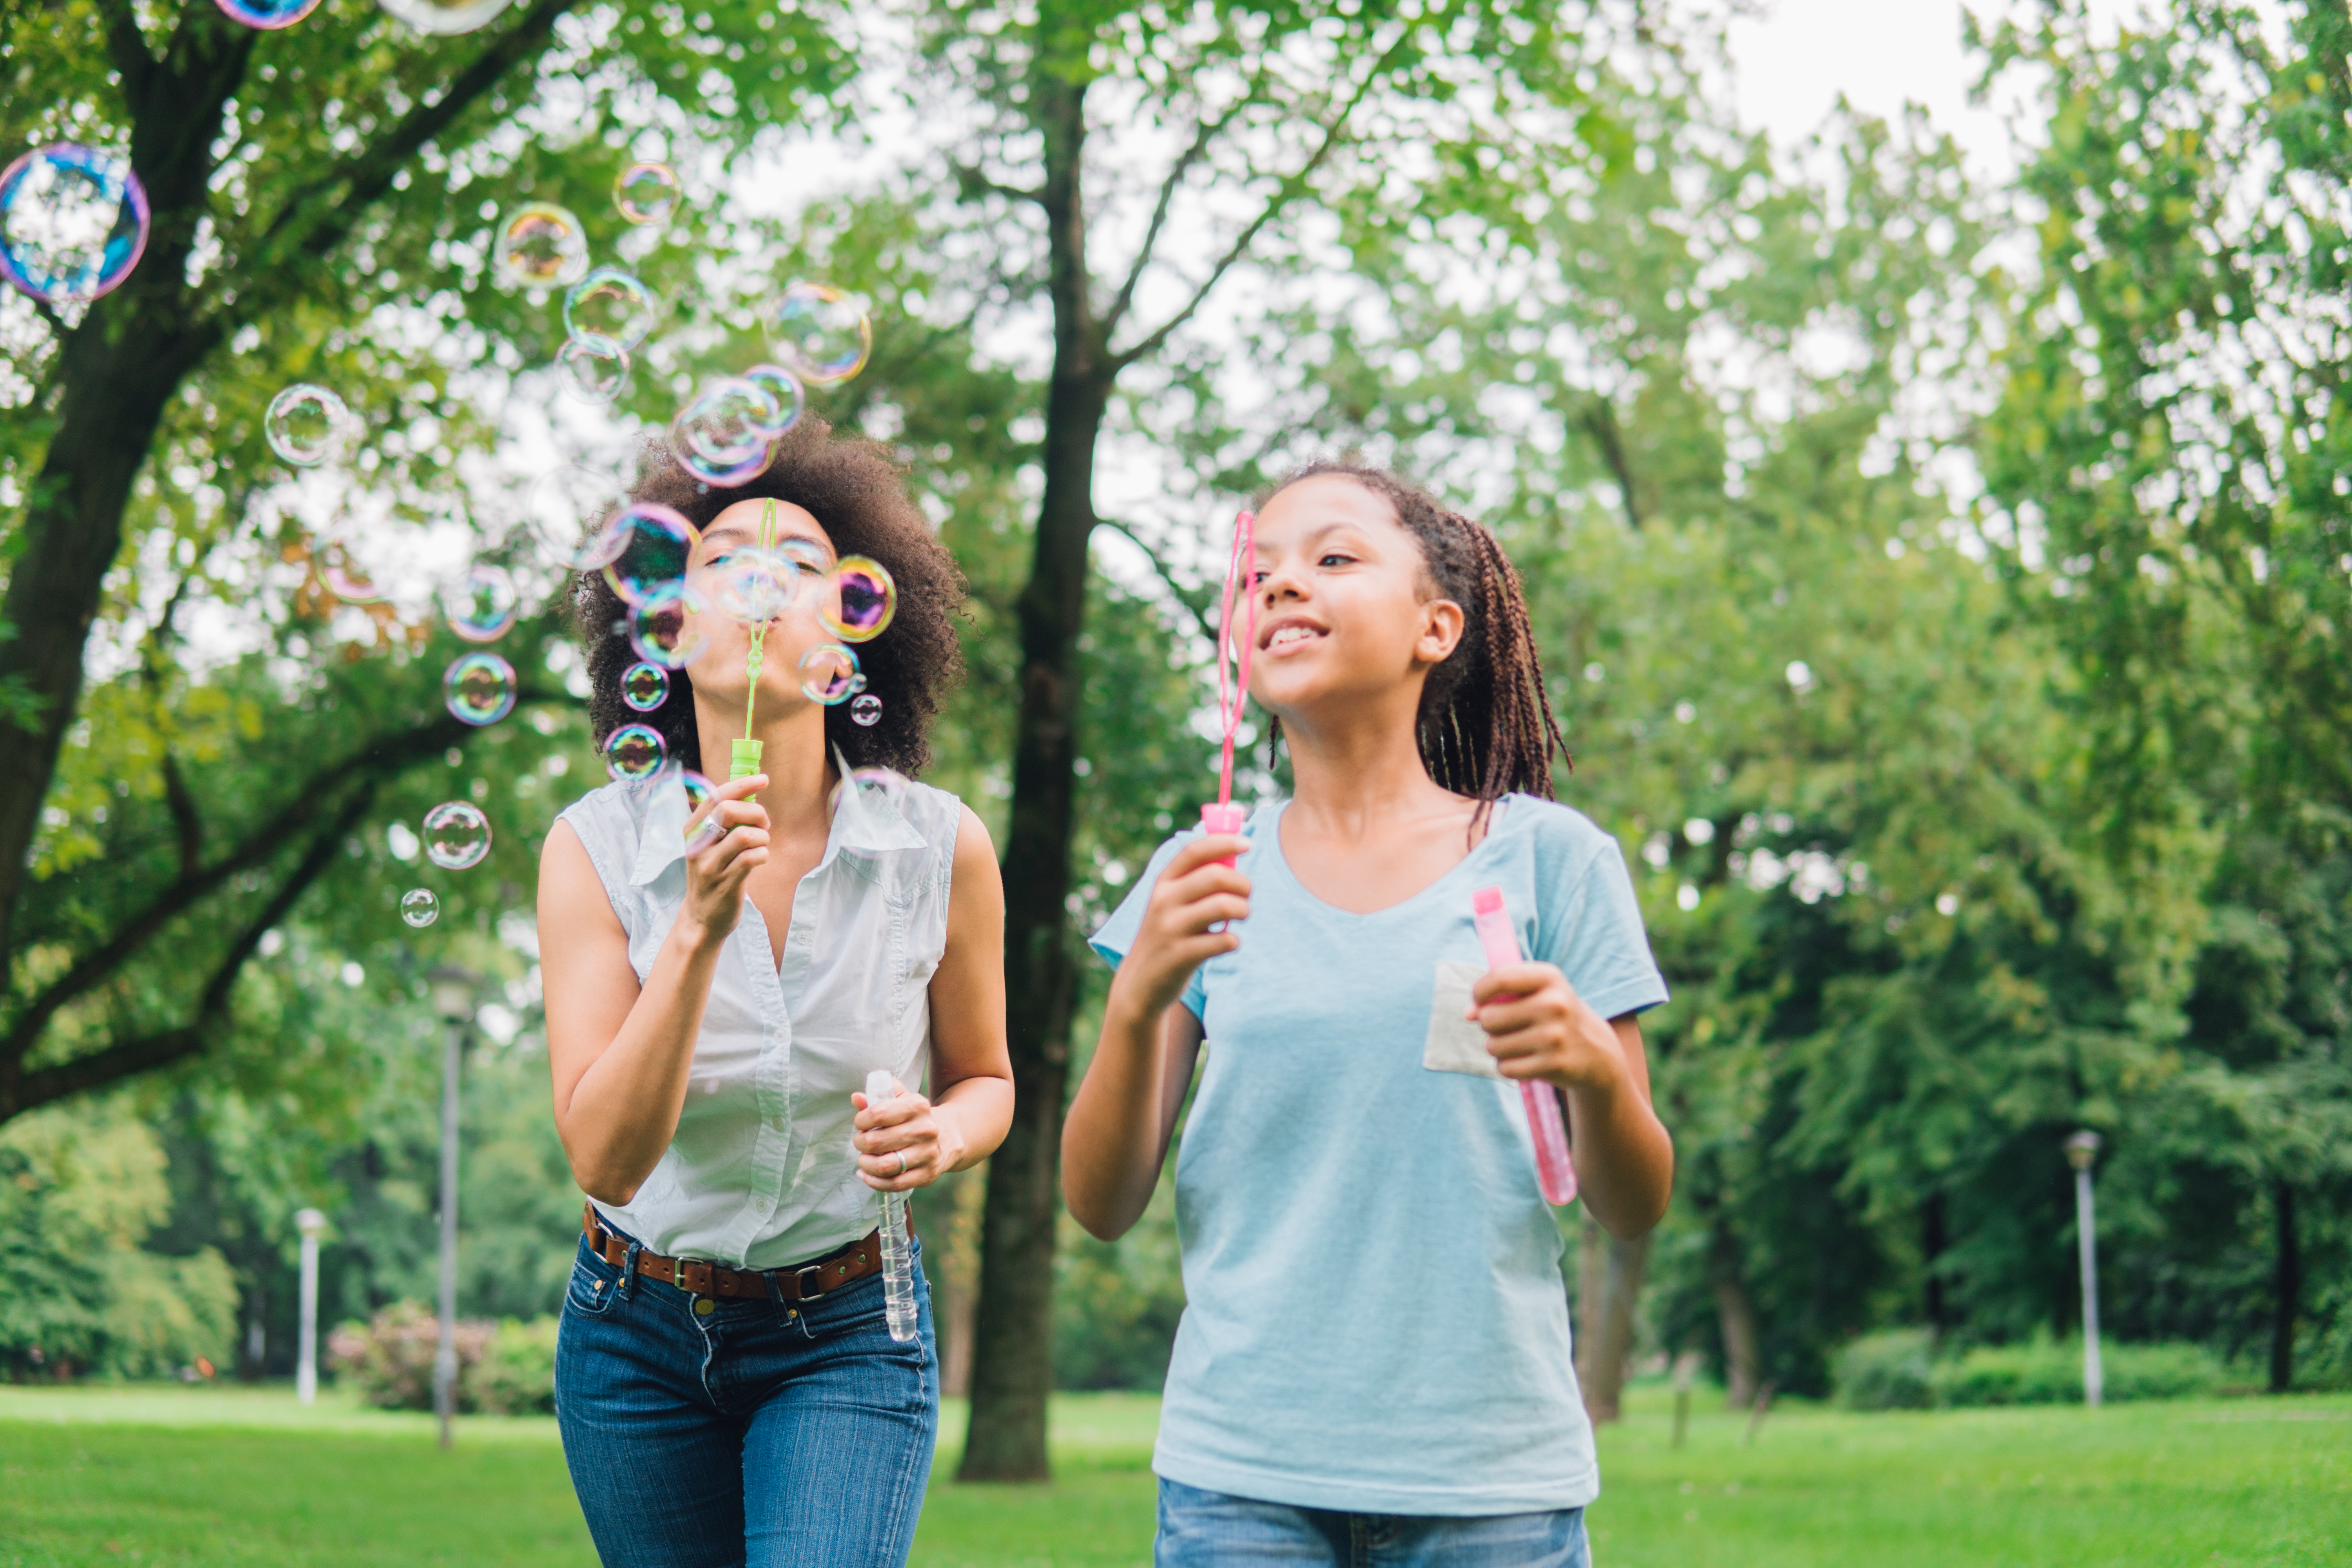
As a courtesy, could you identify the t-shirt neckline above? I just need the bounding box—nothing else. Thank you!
[1259,794,1517,922]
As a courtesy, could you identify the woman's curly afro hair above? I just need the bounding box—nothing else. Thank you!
[572,415,967,778]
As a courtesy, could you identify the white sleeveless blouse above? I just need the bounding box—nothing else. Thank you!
[557,757,962,1270]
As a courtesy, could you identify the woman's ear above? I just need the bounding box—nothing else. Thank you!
[1416,597,1465,668]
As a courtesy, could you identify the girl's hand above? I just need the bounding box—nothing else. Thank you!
[1470,962,1629,1095]
[678,773,769,950]
[852,1080,961,1191]
[1105,835,1252,1020]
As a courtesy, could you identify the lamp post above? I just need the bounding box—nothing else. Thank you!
[426,965,477,1452]
[2064,1131,2104,1409]
[294,1207,325,1406]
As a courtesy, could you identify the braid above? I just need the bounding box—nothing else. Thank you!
[1260,462,1572,831]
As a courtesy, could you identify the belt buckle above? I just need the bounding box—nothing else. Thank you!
[793,1263,829,1301]
[672,1255,709,1295]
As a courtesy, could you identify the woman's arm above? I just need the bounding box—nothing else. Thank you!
[853,806,1014,1189]
[541,775,771,1203]
[1063,835,1249,1241]
[1470,968,1674,1239]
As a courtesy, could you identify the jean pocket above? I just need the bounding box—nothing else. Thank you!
[565,1242,622,1319]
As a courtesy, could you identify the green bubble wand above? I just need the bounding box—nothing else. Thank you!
[729,499,782,783]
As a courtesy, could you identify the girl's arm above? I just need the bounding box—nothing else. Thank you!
[542,774,773,1203]
[853,806,1014,1189]
[1063,835,1250,1240]
[1470,968,1675,1239]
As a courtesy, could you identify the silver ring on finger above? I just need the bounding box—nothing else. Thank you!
[894,1150,908,1176]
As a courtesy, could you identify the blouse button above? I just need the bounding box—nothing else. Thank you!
[769,1115,786,1131]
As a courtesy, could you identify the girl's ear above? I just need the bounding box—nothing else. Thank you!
[1416,597,1465,669]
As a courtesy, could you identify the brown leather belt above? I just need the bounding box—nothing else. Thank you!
[583,1202,886,1302]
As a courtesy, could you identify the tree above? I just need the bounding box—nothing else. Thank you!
[911,0,1615,1476]
[0,0,854,1119]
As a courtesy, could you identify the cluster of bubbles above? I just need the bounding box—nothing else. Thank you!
[0,143,150,305]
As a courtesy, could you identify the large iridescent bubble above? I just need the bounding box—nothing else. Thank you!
[628,580,710,670]
[557,335,630,403]
[763,282,871,385]
[214,0,323,28]
[598,503,698,603]
[379,0,516,36]
[265,383,353,468]
[621,661,671,712]
[820,555,897,642]
[494,201,588,290]
[605,723,667,782]
[696,546,799,626]
[400,887,441,928]
[742,364,807,439]
[564,267,660,350]
[443,564,519,643]
[670,378,777,487]
[422,800,493,869]
[0,145,149,305]
[444,652,517,726]
[798,643,864,705]
[615,162,682,227]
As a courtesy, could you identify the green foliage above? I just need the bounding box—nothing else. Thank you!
[1833,1330,1936,1412]
[0,1104,237,1379]
[1052,1187,1183,1392]
[1933,1338,2227,1409]
[326,1300,554,1414]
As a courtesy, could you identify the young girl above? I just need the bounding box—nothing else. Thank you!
[538,417,1012,1568]
[1065,463,1673,1566]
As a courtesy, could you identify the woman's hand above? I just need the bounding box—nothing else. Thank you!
[1470,962,1629,1095]
[677,773,770,950]
[852,1081,964,1192]
[1103,835,1252,1021]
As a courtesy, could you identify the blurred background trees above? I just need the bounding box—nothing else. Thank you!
[2,0,2344,1459]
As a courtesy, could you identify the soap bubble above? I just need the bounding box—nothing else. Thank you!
[763,282,871,385]
[831,765,907,814]
[557,335,630,403]
[621,661,670,711]
[696,546,798,625]
[628,580,710,669]
[799,643,863,705]
[0,144,149,304]
[849,693,882,726]
[680,770,724,853]
[318,539,382,603]
[564,267,659,349]
[606,722,667,781]
[379,0,516,36]
[494,201,588,290]
[615,162,681,226]
[820,555,897,642]
[779,537,830,577]
[530,465,624,569]
[265,383,351,468]
[444,652,517,726]
[400,888,440,928]
[670,378,777,487]
[214,0,322,28]
[443,564,519,643]
[422,800,492,870]
[599,503,699,603]
[742,364,806,438]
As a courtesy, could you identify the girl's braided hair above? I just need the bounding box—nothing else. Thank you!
[1261,462,1570,817]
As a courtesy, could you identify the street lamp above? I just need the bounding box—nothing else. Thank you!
[2064,1130,2105,1409]
[294,1207,326,1406]
[425,964,477,1452]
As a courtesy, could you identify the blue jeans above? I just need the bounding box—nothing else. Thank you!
[553,1228,938,1568]
[1155,1477,1590,1567]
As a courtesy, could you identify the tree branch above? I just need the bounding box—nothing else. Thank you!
[236,0,580,292]
[953,159,1047,207]
[1095,517,1220,644]
[1101,79,1269,338]
[1110,43,1402,372]
[93,0,156,111]
[0,710,469,1068]
[3,788,369,1122]
[1577,397,1643,529]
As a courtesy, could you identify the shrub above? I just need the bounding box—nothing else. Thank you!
[1932,1338,2227,1407]
[327,1301,494,1411]
[472,1316,559,1415]
[1833,1329,1936,1410]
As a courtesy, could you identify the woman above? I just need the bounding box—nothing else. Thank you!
[538,417,1012,1568]
[1067,463,1674,1566]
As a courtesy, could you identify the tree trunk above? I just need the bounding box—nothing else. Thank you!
[1576,1215,1651,1423]
[958,71,1111,1483]
[1706,1221,1761,1410]
[2270,1179,2299,1395]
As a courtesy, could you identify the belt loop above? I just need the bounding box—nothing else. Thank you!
[763,1267,785,1306]
[619,1238,642,1301]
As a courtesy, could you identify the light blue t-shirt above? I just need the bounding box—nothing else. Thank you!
[1089,793,1668,1516]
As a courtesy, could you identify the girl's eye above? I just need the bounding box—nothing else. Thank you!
[1318,552,1354,568]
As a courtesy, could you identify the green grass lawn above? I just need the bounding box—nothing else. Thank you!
[0,1381,2345,1566]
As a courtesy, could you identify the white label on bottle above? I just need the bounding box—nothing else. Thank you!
[1422,960,1503,1079]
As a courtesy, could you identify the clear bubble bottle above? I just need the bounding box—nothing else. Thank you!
[863,1069,920,1343]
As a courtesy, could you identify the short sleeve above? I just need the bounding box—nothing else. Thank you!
[1536,826,1668,1022]
[1089,830,1209,1020]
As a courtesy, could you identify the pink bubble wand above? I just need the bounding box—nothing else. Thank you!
[1200,509,1257,854]
[1473,885,1579,1205]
